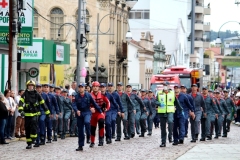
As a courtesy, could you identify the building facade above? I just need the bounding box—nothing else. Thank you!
[34,0,136,85]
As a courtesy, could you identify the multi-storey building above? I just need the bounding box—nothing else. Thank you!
[33,0,136,84]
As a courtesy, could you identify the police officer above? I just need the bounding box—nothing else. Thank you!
[200,87,219,141]
[61,89,72,139]
[18,80,50,149]
[223,89,236,134]
[132,88,141,135]
[173,85,194,145]
[34,84,51,147]
[72,83,102,151]
[215,90,230,137]
[115,82,133,141]
[139,89,151,137]
[180,85,195,137]
[155,82,175,147]
[189,84,206,142]
[42,84,60,143]
[126,84,145,138]
[107,83,124,139]
[147,90,157,135]
[100,83,118,144]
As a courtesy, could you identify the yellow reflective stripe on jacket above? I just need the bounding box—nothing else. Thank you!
[39,100,45,104]
[26,138,32,142]
[18,106,24,111]
[157,91,175,113]
[24,112,40,117]
[20,98,25,103]
[45,110,50,115]
[30,134,37,138]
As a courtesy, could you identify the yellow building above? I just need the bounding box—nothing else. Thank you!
[34,0,136,85]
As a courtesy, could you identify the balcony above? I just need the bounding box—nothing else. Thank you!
[195,20,203,31]
[116,42,128,59]
[195,37,203,48]
[125,0,138,8]
[195,3,204,14]
[203,41,210,48]
[204,22,210,32]
[204,6,211,15]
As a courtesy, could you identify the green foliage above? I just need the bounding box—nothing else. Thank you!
[231,51,237,56]
[64,67,75,84]
[210,30,239,43]
[215,77,221,82]
[203,54,209,58]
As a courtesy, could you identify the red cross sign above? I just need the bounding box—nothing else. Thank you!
[0,0,8,8]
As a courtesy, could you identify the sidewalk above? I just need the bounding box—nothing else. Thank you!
[177,144,240,160]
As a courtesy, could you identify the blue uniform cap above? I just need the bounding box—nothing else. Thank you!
[202,86,208,90]
[126,84,132,87]
[148,90,153,93]
[62,89,68,93]
[78,83,86,87]
[100,83,106,87]
[117,82,123,86]
[108,83,114,86]
[208,89,213,92]
[55,86,61,90]
[223,89,229,92]
[49,84,55,88]
[42,84,49,86]
[132,88,137,91]
[191,84,198,87]
[36,83,42,87]
[174,85,180,88]
[141,89,147,92]
[180,85,186,88]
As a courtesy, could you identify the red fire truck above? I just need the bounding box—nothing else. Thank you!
[162,66,203,92]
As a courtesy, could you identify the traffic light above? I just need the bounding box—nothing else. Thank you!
[17,52,21,70]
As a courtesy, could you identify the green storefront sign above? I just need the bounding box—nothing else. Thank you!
[0,28,32,46]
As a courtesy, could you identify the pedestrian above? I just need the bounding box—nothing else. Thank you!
[107,83,124,139]
[18,80,50,149]
[189,84,205,142]
[3,89,17,140]
[72,83,102,151]
[115,82,132,141]
[147,90,157,135]
[126,84,144,138]
[42,84,60,142]
[139,89,152,137]
[0,92,9,144]
[89,81,110,147]
[15,89,25,138]
[215,90,230,137]
[223,89,236,134]
[180,85,195,138]
[131,88,141,135]
[155,82,175,147]
[61,89,72,139]
[173,85,194,145]
[200,87,219,141]
[54,87,64,138]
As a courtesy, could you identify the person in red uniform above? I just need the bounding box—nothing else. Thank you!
[90,81,110,147]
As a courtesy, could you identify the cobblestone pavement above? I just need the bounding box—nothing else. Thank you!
[1,124,239,160]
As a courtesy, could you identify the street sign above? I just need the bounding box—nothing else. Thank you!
[0,0,33,27]
[0,28,32,45]
[28,67,39,78]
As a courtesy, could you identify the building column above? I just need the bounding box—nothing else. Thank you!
[139,57,145,89]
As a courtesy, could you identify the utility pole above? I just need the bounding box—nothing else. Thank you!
[76,0,86,84]
[191,0,195,54]
[12,0,18,94]
[8,0,13,90]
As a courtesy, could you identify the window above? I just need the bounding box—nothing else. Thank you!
[33,8,38,37]
[193,62,196,68]
[50,8,64,40]
[128,10,150,19]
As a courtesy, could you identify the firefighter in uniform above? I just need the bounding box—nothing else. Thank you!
[155,82,176,147]
[18,80,50,149]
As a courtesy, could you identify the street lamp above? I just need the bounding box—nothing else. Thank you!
[95,13,132,81]
[215,21,240,47]
[235,0,240,5]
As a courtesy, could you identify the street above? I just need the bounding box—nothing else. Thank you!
[1,124,240,160]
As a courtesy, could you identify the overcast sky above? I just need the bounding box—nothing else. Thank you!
[205,0,240,32]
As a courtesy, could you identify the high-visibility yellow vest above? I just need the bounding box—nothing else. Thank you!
[157,90,175,113]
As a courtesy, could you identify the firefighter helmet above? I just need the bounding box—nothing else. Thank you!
[92,81,100,87]
[26,80,36,86]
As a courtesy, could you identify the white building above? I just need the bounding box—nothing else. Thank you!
[223,36,240,56]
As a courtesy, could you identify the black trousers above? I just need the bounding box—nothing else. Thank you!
[25,116,38,145]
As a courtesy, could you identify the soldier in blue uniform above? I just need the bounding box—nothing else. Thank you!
[139,89,151,137]
[42,84,60,143]
[180,85,195,137]
[126,84,145,138]
[54,87,64,138]
[72,83,102,151]
[147,90,157,135]
[100,83,118,144]
[34,84,51,147]
[173,85,194,145]
[223,89,236,135]
[107,83,124,139]
[200,87,219,141]
[189,84,206,142]
[132,88,141,135]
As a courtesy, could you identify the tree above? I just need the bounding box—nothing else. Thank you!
[231,51,237,56]
[61,67,75,86]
